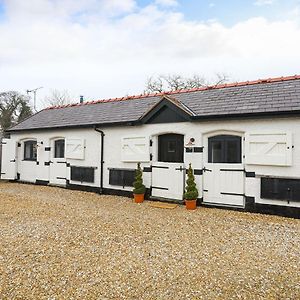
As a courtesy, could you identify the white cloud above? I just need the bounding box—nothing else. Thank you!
[3,0,137,22]
[290,6,300,17]
[254,0,274,6]
[0,0,300,109]
[101,0,136,14]
[154,0,178,7]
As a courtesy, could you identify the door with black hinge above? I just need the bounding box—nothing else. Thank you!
[203,135,245,207]
[49,139,67,186]
[152,134,185,200]
[1,138,17,180]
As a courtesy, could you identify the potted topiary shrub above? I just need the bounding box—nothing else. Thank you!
[184,163,199,210]
[133,162,146,203]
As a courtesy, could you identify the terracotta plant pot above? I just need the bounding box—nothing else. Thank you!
[134,193,144,203]
[185,199,197,210]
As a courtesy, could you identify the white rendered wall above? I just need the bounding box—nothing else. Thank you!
[8,128,102,187]
[4,116,300,208]
[102,117,300,208]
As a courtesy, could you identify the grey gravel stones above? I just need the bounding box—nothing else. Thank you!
[0,182,299,299]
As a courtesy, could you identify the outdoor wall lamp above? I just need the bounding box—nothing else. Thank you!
[186,137,195,147]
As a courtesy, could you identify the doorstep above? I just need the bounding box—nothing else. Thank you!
[149,196,184,205]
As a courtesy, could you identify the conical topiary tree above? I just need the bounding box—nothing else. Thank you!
[184,163,199,200]
[133,162,146,195]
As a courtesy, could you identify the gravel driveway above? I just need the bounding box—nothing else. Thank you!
[0,182,299,300]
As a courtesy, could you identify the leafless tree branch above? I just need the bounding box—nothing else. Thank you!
[144,73,229,93]
[43,89,72,107]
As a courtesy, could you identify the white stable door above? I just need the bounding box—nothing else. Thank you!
[49,139,67,186]
[203,134,245,207]
[151,162,185,200]
[1,138,17,180]
[49,159,67,186]
[203,163,244,206]
[151,133,185,201]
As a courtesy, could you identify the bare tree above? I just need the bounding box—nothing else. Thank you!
[0,91,33,134]
[43,89,72,107]
[145,73,229,93]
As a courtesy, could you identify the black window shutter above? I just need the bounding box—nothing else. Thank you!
[123,170,136,186]
[109,169,135,187]
[109,169,123,186]
[261,177,300,202]
[71,166,95,183]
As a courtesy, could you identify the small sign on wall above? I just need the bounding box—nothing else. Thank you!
[65,138,85,160]
[121,136,150,162]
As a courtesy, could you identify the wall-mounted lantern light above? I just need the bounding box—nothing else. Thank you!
[186,138,195,147]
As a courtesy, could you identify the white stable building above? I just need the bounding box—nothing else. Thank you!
[1,75,300,218]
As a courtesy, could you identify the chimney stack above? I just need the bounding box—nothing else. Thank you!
[80,95,84,103]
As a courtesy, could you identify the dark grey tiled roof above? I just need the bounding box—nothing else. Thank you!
[10,96,161,131]
[175,79,300,116]
[8,77,300,132]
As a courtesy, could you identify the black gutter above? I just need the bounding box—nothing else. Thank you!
[191,110,300,121]
[94,127,105,194]
[7,121,137,133]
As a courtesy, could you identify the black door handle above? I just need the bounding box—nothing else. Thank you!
[203,167,212,172]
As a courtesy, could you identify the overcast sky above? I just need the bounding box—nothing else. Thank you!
[0,0,300,108]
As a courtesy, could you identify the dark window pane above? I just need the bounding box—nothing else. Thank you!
[226,140,241,163]
[158,134,184,163]
[211,141,223,163]
[167,141,176,153]
[24,143,31,159]
[33,146,37,160]
[208,135,241,164]
[55,139,65,158]
[24,141,37,161]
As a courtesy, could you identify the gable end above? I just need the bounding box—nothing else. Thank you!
[141,98,192,124]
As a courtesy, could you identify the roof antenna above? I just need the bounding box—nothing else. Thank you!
[26,87,43,112]
[80,95,84,104]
